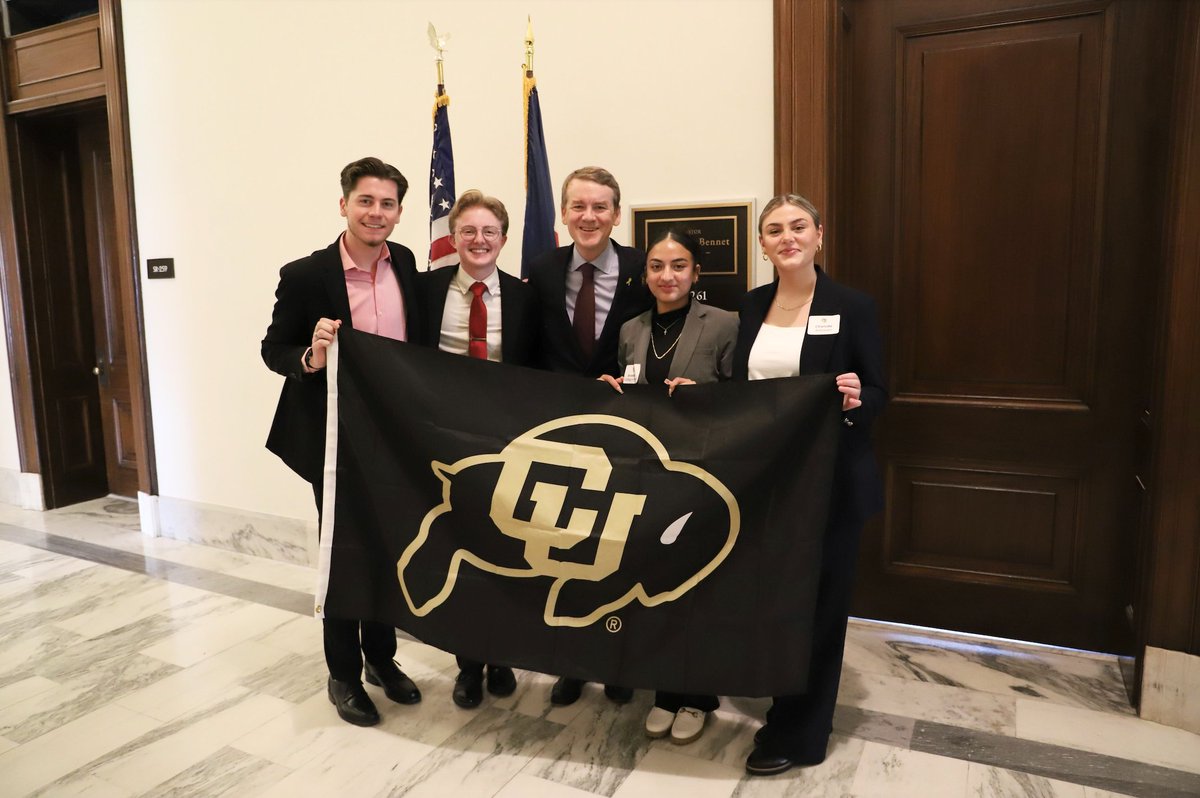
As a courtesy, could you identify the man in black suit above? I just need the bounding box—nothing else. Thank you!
[262,156,423,727]
[526,166,650,379]
[525,166,650,706]
[418,189,538,709]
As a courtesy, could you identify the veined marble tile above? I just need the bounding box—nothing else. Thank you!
[231,686,475,770]
[116,639,291,721]
[0,702,160,796]
[52,577,194,639]
[13,553,98,582]
[0,674,59,710]
[0,537,56,572]
[1082,789,1135,798]
[239,649,327,704]
[88,692,292,794]
[1,650,179,743]
[50,497,142,532]
[610,746,742,798]
[250,732,436,798]
[138,600,297,667]
[156,494,315,567]
[0,622,81,683]
[495,774,604,797]
[366,705,562,798]
[730,734,868,798]
[31,774,135,797]
[225,556,317,593]
[843,621,1132,714]
[967,762,1087,797]
[0,560,138,625]
[838,668,1017,735]
[521,689,657,797]
[832,704,916,749]
[0,733,16,755]
[1015,699,1200,775]
[849,741,969,797]
[138,745,291,798]
[253,614,322,656]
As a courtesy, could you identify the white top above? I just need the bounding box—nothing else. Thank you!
[439,266,503,362]
[566,240,619,341]
[747,323,805,380]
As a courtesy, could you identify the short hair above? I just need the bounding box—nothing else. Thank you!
[560,166,622,211]
[340,157,408,203]
[448,189,510,235]
[646,226,703,267]
[758,193,822,233]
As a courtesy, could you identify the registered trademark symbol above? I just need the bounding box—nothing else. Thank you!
[605,616,622,633]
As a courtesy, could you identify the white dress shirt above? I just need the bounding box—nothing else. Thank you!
[439,266,503,362]
[565,241,619,342]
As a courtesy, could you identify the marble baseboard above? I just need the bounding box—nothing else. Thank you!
[1140,646,1200,735]
[146,495,316,567]
[0,468,45,511]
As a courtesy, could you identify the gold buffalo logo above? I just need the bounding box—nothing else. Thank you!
[397,414,740,627]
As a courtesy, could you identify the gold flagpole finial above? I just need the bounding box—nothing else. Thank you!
[428,22,450,93]
[523,16,534,77]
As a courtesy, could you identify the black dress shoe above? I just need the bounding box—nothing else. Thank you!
[603,684,633,703]
[486,665,517,697]
[364,660,421,705]
[328,677,380,727]
[745,745,794,776]
[550,676,583,706]
[453,669,483,708]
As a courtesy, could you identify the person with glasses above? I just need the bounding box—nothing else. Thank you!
[417,190,538,709]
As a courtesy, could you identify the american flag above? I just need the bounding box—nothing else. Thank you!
[429,92,457,269]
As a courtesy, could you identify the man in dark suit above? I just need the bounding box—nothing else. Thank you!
[526,166,650,379]
[525,166,650,706]
[262,156,423,727]
[418,189,538,709]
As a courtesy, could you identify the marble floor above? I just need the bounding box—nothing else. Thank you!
[1,499,1199,798]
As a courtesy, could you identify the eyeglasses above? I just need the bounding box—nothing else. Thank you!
[456,227,502,241]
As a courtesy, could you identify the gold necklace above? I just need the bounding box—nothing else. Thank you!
[652,331,682,360]
[775,295,813,311]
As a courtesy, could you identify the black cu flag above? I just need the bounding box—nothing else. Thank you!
[317,329,841,697]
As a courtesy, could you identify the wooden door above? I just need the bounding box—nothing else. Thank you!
[839,0,1176,652]
[10,110,108,507]
[77,111,138,497]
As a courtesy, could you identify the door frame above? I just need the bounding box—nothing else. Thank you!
[774,0,1200,681]
[0,0,156,504]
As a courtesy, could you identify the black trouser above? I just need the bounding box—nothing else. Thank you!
[654,691,719,713]
[315,483,398,682]
[760,510,864,760]
[455,657,502,676]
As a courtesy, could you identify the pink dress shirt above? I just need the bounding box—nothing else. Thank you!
[339,233,407,341]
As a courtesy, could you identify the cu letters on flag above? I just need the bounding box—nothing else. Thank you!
[397,414,740,628]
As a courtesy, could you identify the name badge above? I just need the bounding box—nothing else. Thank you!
[623,364,641,383]
[808,314,841,335]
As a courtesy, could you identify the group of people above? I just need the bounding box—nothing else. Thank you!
[262,156,886,776]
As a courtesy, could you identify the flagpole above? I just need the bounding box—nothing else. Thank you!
[521,16,557,276]
[428,23,457,270]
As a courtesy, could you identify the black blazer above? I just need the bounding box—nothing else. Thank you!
[261,237,422,485]
[418,265,539,367]
[733,267,888,520]
[526,241,651,377]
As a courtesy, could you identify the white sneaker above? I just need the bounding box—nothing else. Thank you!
[645,706,675,738]
[670,707,707,744]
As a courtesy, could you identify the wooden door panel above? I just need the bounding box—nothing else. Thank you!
[886,462,1079,587]
[842,0,1172,652]
[11,115,108,507]
[897,15,1102,400]
[78,111,137,497]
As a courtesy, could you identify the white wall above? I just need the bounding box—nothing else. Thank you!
[117,0,774,522]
